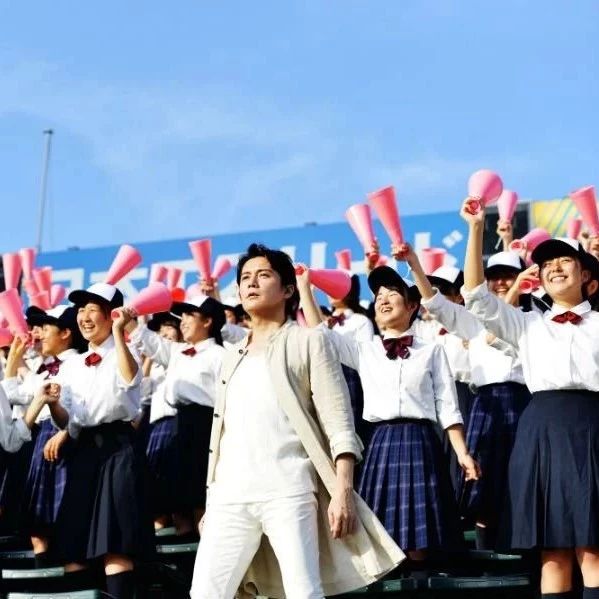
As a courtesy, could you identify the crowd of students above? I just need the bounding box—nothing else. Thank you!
[0,202,598,599]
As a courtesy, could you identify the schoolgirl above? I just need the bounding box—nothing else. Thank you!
[461,197,599,599]
[127,295,226,536]
[398,246,530,550]
[49,283,153,599]
[299,264,480,558]
[1,305,86,567]
[139,312,181,530]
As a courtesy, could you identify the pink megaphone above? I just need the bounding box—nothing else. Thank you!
[19,248,36,280]
[345,204,377,254]
[189,239,212,281]
[519,278,541,294]
[2,253,22,290]
[0,328,13,347]
[566,217,583,240]
[420,248,447,275]
[166,267,183,290]
[375,255,389,267]
[23,279,40,297]
[295,265,351,299]
[112,282,173,320]
[0,289,29,339]
[30,291,52,311]
[466,170,504,214]
[497,190,519,223]
[368,186,404,245]
[33,266,53,293]
[509,228,551,252]
[335,249,352,271]
[211,256,232,280]
[570,186,599,236]
[50,284,66,307]
[104,244,142,285]
[149,264,167,284]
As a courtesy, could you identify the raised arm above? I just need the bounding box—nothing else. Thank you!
[392,242,482,340]
[127,318,173,368]
[296,266,326,328]
[460,199,528,346]
[112,311,140,385]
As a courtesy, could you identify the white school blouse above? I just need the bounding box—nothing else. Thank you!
[413,317,471,384]
[463,282,599,392]
[210,352,316,504]
[420,290,526,388]
[1,349,80,423]
[330,310,374,342]
[56,336,142,438]
[320,325,462,429]
[0,385,31,452]
[141,363,178,424]
[130,326,225,409]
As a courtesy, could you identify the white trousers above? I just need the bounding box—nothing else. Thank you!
[190,493,323,599]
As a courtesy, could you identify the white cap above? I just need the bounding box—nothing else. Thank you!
[182,294,210,309]
[486,251,523,271]
[85,283,119,302]
[430,265,462,285]
[46,305,69,319]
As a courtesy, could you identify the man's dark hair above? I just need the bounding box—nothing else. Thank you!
[236,243,300,317]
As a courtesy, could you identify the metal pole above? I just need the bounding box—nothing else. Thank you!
[36,129,53,253]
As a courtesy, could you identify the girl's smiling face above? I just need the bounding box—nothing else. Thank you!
[540,255,589,304]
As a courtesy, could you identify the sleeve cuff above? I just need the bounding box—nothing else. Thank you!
[129,324,150,347]
[420,289,445,311]
[0,377,20,401]
[329,431,363,463]
[439,413,464,430]
[14,418,32,442]
[461,281,490,303]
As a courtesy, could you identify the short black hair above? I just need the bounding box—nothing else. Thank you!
[341,275,367,314]
[236,243,300,317]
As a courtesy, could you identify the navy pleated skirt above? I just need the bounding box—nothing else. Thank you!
[146,415,178,515]
[502,390,599,550]
[173,403,213,512]
[53,421,155,563]
[0,425,38,525]
[458,382,530,527]
[23,419,69,532]
[359,418,463,552]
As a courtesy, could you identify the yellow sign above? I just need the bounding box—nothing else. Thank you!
[530,197,578,237]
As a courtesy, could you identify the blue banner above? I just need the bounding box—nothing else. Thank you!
[39,210,468,302]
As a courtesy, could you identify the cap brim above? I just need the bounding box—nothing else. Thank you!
[531,239,599,281]
[484,264,522,279]
[531,239,581,265]
[427,274,464,290]
[25,306,57,327]
[147,311,181,332]
[68,289,123,309]
[367,266,410,295]
[170,301,203,316]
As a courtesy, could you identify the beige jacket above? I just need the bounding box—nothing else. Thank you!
[206,321,405,598]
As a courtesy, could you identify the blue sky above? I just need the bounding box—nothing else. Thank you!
[0,0,597,253]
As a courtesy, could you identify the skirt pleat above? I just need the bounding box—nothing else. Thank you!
[359,419,462,551]
[53,421,154,563]
[458,382,530,527]
[23,419,69,531]
[145,415,179,515]
[502,390,599,550]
